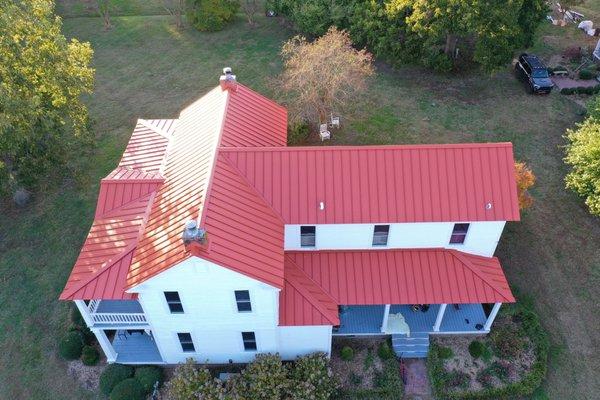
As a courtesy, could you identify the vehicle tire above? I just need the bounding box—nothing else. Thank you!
[526,84,534,94]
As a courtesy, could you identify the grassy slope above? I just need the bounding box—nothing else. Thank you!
[0,8,598,400]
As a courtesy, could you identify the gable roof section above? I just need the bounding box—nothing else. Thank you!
[126,83,288,289]
[59,119,174,300]
[279,257,340,326]
[223,144,520,224]
[286,248,515,306]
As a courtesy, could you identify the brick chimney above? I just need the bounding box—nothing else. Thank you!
[182,219,209,251]
[219,67,237,91]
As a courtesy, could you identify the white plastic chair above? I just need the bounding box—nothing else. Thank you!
[319,124,331,141]
[329,114,340,129]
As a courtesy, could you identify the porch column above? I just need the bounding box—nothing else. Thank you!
[74,300,94,327]
[484,303,502,331]
[92,328,117,363]
[380,304,391,333]
[433,303,447,332]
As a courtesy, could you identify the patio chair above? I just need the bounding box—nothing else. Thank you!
[319,124,331,141]
[329,114,340,129]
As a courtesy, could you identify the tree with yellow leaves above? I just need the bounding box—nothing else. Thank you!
[515,161,536,210]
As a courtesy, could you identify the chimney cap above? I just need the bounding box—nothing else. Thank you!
[223,67,232,75]
[185,220,197,230]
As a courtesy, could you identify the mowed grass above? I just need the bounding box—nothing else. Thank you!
[0,9,598,400]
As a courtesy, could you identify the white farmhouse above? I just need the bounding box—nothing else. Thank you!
[60,71,520,364]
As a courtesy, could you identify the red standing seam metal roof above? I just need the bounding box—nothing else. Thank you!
[59,119,176,300]
[126,83,288,289]
[223,144,520,224]
[287,249,514,305]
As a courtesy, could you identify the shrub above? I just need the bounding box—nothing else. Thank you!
[561,87,575,95]
[134,366,164,394]
[476,368,495,388]
[99,364,134,396]
[167,359,225,400]
[468,340,486,359]
[490,360,511,382]
[340,346,354,361]
[58,331,84,360]
[109,378,146,400]
[288,121,310,145]
[187,0,239,31]
[377,341,394,360]
[81,345,99,366]
[579,69,596,80]
[438,346,454,360]
[237,353,289,399]
[373,359,404,392]
[490,323,526,359]
[288,352,337,400]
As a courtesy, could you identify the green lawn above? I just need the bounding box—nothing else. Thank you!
[0,8,599,400]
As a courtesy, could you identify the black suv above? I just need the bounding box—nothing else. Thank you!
[515,53,554,94]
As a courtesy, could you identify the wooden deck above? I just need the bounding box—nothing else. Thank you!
[333,304,488,335]
[112,330,164,364]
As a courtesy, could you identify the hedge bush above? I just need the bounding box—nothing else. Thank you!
[428,300,549,399]
[58,331,84,360]
[109,378,146,400]
[81,345,99,366]
[340,346,354,361]
[288,352,337,400]
[561,86,600,95]
[134,366,164,394]
[438,346,454,359]
[167,359,226,400]
[287,121,310,145]
[377,341,394,360]
[187,0,239,31]
[236,353,290,399]
[468,340,486,358]
[579,69,597,80]
[99,364,134,396]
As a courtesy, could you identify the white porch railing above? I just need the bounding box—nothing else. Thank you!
[90,313,147,324]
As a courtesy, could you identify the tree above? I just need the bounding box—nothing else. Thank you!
[164,0,186,28]
[564,118,600,216]
[280,27,374,125]
[515,161,535,210]
[0,0,94,196]
[186,0,240,32]
[97,0,111,30]
[242,0,259,25]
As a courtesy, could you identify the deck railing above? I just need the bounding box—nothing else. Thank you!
[90,313,147,324]
[87,300,148,325]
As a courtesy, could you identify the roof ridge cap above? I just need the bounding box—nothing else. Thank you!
[219,142,514,152]
[284,256,339,324]
[449,250,512,302]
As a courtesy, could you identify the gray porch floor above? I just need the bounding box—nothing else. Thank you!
[96,300,144,313]
[333,304,488,335]
[112,330,164,364]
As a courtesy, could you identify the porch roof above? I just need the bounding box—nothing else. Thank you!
[280,248,514,325]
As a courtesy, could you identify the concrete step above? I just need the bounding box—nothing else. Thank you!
[397,350,428,359]
[392,332,430,359]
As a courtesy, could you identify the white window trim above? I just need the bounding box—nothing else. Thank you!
[234,290,253,313]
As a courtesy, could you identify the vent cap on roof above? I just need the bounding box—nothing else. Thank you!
[220,67,237,91]
[182,220,208,246]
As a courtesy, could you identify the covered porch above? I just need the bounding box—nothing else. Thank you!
[92,329,164,364]
[333,303,501,335]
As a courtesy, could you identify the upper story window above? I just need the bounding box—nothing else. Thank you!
[300,226,316,247]
[164,291,184,313]
[242,331,257,351]
[450,223,470,244]
[372,225,390,246]
[177,332,195,352]
[235,290,252,312]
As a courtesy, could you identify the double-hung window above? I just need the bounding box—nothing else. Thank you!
[300,226,316,247]
[235,290,252,312]
[242,331,257,351]
[372,225,390,246]
[164,291,184,313]
[449,223,470,244]
[177,333,195,352]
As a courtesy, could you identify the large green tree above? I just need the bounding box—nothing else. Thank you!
[564,98,600,216]
[0,0,94,196]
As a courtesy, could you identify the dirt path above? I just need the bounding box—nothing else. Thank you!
[403,359,433,400]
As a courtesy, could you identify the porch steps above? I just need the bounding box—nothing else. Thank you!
[392,332,429,358]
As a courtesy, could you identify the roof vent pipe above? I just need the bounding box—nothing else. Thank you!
[220,67,237,91]
[182,219,208,246]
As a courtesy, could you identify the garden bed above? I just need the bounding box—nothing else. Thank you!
[331,337,403,399]
[428,301,549,399]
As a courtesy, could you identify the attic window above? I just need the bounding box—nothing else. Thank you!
[164,291,184,313]
[235,290,252,312]
[450,223,470,244]
[372,225,390,246]
[300,226,316,247]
